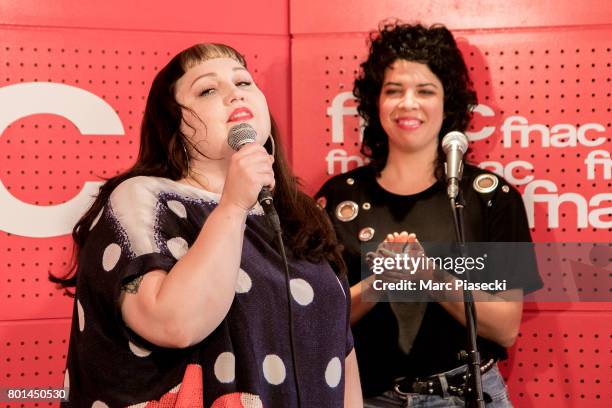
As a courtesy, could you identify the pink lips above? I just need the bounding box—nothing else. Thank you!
[395,117,422,130]
[228,107,254,123]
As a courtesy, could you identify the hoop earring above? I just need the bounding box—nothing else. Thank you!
[265,134,275,157]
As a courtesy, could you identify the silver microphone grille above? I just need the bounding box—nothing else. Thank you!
[227,123,257,151]
[441,131,468,154]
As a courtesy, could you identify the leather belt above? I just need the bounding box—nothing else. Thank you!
[394,358,496,398]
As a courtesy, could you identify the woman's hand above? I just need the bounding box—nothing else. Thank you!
[220,143,275,212]
[352,232,432,325]
[367,231,434,283]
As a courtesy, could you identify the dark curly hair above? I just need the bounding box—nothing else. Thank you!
[354,21,478,177]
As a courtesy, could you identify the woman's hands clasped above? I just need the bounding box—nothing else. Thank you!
[366,231,434,284]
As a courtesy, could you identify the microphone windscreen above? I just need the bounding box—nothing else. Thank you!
[228,123,257,151]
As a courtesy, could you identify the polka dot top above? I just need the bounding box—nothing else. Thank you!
[62,176,353,408]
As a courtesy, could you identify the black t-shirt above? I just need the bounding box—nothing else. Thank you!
[63,176,353,407]
[316,164,542,397]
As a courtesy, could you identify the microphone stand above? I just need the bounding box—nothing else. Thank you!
[449,189,485,408]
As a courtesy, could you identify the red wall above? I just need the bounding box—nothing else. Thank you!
[1,1,610,407]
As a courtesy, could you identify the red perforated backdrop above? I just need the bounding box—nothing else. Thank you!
[1,1,610,407]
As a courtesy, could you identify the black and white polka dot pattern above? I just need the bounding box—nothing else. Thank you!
[62,176,352,407]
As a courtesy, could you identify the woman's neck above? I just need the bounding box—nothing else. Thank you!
[377,149,438,195]
[182,159,228,194]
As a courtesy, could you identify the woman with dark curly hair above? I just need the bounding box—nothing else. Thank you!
[316,22,541,407]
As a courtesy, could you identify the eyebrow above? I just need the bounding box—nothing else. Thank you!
[190,66,248,88]
[382,81,438,88]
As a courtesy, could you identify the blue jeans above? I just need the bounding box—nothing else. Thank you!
[363,364,513,408]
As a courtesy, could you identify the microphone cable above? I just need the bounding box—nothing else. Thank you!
[227,123,302,407]
[274,225,303,408]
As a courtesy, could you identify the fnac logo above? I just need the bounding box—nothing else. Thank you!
[0,82,124,238]
[467,103,606,147]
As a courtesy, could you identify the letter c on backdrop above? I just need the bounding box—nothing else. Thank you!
[0,82,124,237]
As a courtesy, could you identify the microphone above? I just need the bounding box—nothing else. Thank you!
[227,123,281,232]
[441,131,469,200]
